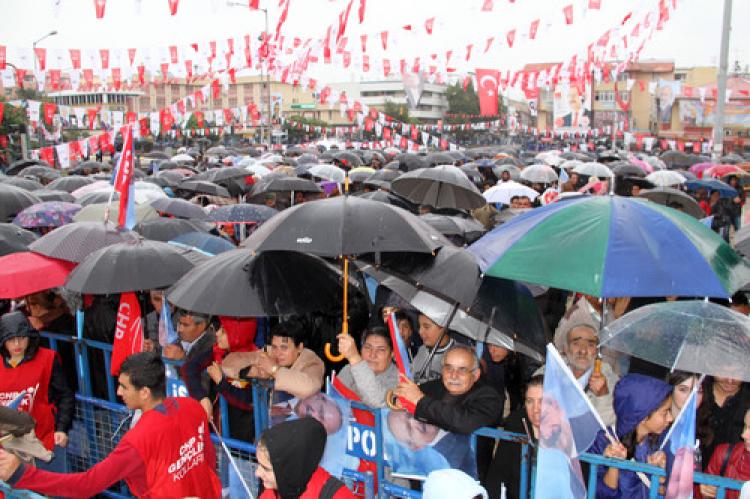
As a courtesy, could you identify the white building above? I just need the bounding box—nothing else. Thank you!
[330,78,449,122]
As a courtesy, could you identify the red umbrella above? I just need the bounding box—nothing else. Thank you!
[705,164,747,178]
[0,252,76,299]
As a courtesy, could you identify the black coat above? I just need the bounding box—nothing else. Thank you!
[483,407,535,499]
[414,379,503,435]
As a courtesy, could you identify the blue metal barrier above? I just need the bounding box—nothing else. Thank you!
[35,332,748,499]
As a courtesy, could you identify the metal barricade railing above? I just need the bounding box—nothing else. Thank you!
[34,332,748,499]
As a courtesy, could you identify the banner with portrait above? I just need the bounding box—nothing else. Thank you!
[553,83,591,131]
[680,99,750,127]
[657,80,682,124]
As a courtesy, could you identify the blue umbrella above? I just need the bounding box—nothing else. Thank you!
[170,231,235,255]
[684,179,737,198]
[469,195,750,298]
[208,203,278,224]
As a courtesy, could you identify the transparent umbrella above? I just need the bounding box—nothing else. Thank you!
[600,300,750,382]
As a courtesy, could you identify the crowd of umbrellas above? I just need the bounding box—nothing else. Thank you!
[2,142,750,381]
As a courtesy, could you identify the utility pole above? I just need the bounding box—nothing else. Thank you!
[712,0,733,161]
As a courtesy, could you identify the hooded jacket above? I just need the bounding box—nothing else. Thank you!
[588,374,673,499]
[259,417,356,499]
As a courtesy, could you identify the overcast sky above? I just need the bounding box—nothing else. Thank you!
[1,0,748,82]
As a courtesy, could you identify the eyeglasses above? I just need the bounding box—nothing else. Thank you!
[442,365,476,376]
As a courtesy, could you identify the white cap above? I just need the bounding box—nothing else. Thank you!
[422,469,488,499]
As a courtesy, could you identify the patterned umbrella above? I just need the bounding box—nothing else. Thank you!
[29,221,139,263]
[208,204,278,224]
[12,202,82,228]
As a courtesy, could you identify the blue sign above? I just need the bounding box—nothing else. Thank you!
[347,421,379,460]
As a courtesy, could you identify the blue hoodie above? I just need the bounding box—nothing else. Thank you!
[588,374,673,499]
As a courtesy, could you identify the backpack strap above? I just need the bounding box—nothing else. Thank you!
[319,475,346,499]
[720,443,739,477]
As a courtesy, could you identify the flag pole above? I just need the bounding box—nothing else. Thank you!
[659,374,705,451]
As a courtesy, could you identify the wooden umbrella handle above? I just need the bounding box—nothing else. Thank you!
[325,256,349,363]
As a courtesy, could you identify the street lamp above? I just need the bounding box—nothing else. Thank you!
[32,30,59,72]
[226,2,272,150]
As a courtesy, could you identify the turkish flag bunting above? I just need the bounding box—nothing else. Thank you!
[195,111,204,128]
[506,29,516,48]
[110,292,143,376]
[212,79,221,100]
[358,0,366,23]
[0,45,5,70]
[34,48,46,71]
[589,0,601,9]
[481,0,493,11]
[94,0,106,18]
[475,68,500,116]
[563,4,574,24]
[126,112,137,124]
[168,0,179,15]
[530,19,540,39]
[69,49,81,69]
[86,108,98,129]
[249,0,259,8]
[0,103,4,124]
[112,68,121,90]
[128,48,137,66]
[43,102,56,125]
[99,49,109,69]
[383,59,391,77]
[380,31,388,51]
[39,146,54,165]
[425,17,434,35]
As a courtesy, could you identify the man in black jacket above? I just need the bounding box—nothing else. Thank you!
[394,344,502,435]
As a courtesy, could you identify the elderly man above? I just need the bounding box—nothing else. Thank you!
[395,345,502,435]
[541,305,618,427]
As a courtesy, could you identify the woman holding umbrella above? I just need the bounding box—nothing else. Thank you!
[0,312,74,469]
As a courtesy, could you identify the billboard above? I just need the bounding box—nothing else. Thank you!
[553,83,591,131]
[680,99,750,127]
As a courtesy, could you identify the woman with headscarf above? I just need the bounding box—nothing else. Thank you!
[182,316,257,442]
[256,417,357,498]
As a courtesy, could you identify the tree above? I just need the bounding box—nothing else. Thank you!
[383,100,418,124]
[446,81,480,122]
[0,96,30,163]
[284,115,328,142]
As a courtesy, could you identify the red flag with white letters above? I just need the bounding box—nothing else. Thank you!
[475,68,500,116]
[110,292,143,376]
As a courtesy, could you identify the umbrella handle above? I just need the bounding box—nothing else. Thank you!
[324,343,345,363]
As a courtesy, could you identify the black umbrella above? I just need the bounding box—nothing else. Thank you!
[660,150,693,169]
[78,191,119,206]
[208,203,278,224]
[459,165,484,185]
[47,176,96,193]
[721,153,745,165]
[134,218,211,242]
[0,223,38,256]
[70,160,108,174]
[0,184,42,222]
[241,195,445,257]
[420,213,486,244]
[168,250,342,317]
[65,239,195,293]
[391,165,486,210]
[18,165,60,182]
[156,170,188,185]
[356,191,416,211]
[177,180,231,198]
[334,151,363,168]
[366,169,401,183]
[252,176,321,195]
[638,187,709,220]
[1,177,44,191]
[396,154,428,172]
[495,156,524,167]
[29,221,140,263]
[610,162,647,178]
[33,189,76,203]
[242,195,447,361]
[142,177,171,189]
[146,152,170,160]
[5,159,49,176]
[425,152,455,167]
[149,198,209,220]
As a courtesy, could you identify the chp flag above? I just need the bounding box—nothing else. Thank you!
[476,68,500,116]
[110,292,144,375]
[112,125,137,229]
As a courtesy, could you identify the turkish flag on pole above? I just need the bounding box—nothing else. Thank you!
[110,292,143,376]
[476,68,500,116]
[113,125,136,229]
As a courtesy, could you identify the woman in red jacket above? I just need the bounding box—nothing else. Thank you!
[700,407,750,499]
[256,417,357,499]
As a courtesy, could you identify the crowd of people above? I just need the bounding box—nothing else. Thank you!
[0,140,749,498]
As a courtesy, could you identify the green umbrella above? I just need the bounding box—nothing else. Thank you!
[469,195,750,298]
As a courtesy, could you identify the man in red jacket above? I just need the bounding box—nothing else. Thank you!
[0,352,222,498]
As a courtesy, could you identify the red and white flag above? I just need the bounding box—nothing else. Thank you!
[110,292,143,376]
[112,126,136,229]
[475,68,500,116]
